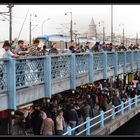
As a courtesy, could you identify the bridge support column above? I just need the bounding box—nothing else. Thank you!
[70,54,76,89]
[88,53,94,83]
[44,56,52,98]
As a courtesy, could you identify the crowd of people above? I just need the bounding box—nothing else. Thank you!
[1,39,140,136]
[11,72,140,136]
[0,39,140,59]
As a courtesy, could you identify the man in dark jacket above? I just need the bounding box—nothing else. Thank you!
[112,92,121,112]
[30,106,43,135]
[49,43,58,55]
[82,102,91,122]
[67,104,79,134]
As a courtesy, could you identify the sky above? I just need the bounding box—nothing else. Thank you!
[0,4,140,41]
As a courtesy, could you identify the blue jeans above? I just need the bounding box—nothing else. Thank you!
[76,118,82,133]
[42,131,53,136]
[56,130,63,135]
[69,121,76,135]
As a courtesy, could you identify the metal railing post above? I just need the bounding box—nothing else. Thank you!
[100,110,104,128]
[112,105,115,120]
[121,101,124,116]
[135,95,138,107]
[123,51,126,74]
[44,56,52,98]
[86,117,90,136]
[7,58,16,110]
[88,53,94,83]
[128,97,131,111]
[70,54,76,89]
[114,52,118,76]
[103,52,108,79]
[67,126,72,135]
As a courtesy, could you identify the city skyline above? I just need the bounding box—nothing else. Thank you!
[0,4,140,41]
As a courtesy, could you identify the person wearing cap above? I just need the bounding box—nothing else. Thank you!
[2,40,19,58]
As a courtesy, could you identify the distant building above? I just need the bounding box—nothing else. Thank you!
[87,17,97,38]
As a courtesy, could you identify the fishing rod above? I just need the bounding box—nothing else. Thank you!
[15,9,29,45]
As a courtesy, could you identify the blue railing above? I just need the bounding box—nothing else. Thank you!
[0,58,9,93]
[51,54,71,79]
[0,51,140,110]
[76,53,89,74]
[63,95,140,136]
[15,57,45,88]
[93,52,104,70]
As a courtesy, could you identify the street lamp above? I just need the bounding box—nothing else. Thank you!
[119,24,124,45]
[99,21,105,43]
[7,4,14,43]
[111,4,113,43]
[65,12,73,42]
[29,13,37,45]
[41,18,51,36]
[136,33,138,44]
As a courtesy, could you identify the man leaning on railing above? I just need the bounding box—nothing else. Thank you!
[2,40,19,58]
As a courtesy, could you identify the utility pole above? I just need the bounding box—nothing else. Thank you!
[103,21,105,42]
[29,14,31,45]
[7,4,14,43]
[136,33,138,44]
[111,4,113,43]
[123,25,124,45]
[0,4,14,43]
[29,14,37,45]
[65,12,73,43]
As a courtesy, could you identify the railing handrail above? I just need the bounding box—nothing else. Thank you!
[63,94,140,136]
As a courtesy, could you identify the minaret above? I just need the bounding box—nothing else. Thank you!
[88,17,97,38]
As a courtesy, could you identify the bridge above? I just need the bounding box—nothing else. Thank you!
[0,51,139,110]
[0,50,140,135]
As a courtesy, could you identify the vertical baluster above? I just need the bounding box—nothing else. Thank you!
[67,126,72,135]
[44,56,52,98]
[86,117,90,136]
[135,95,138,107]
[100,110,104,128]
[121,101,124,116]
[112,105,115,120]
[128,97,131,111]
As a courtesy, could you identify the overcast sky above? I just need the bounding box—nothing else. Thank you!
[0,4,140,41]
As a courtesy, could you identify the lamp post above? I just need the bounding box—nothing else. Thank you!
[119,24,124,45]
[111,4,113,43]
[65,12,73,43]
[29,13,37,45]
[7,4,14,43]
[136,33,138,44]
[41,18,51,36]
[99,21,105,42]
